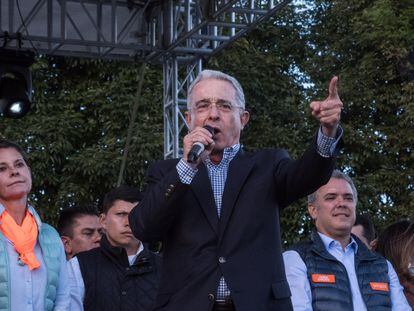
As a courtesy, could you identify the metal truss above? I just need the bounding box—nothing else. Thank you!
[163,56,202,158]
[0,0,158,60]
[0,0,291,158]
[148,0,291,62]
[160,0,291,158]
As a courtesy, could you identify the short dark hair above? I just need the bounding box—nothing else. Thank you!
[0,139,29,165]
[102,185,143,214]
[353,214,376,243]
[308,169,358,204]
[57,207,99,238]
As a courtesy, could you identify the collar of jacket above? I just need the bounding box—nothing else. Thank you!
[100,234,154,274]
[310,229,377,262]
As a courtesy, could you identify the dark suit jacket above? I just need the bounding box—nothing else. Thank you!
[129,142,337,311]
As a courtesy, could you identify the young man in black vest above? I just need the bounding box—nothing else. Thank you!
[283,170,410,311]
[68,185,160,311]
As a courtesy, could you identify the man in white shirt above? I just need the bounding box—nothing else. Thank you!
[57,207,103,260]
[67,185,160,311]
[283,170,411,311]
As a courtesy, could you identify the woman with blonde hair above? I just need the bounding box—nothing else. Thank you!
[376,220,414,307]
[0,139,70,310]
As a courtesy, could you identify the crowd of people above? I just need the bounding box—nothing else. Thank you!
[0,69,412,310]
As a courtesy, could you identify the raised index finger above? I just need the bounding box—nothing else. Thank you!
[328,76,339,99]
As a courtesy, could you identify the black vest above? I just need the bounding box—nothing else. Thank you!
[77,235,161,311]
[291,230,391,311]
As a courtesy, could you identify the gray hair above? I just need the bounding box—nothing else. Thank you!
[308,169,358,204]
[187,69,245,109]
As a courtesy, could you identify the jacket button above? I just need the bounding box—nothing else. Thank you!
[218,257,226,264]
[208,293,215,301]
[121,291,127,296]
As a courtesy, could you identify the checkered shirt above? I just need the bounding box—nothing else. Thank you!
[176,127,341,299]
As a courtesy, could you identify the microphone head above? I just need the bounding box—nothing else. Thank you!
[203,125,215,135]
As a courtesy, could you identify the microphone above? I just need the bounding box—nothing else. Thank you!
[187,125,215,163]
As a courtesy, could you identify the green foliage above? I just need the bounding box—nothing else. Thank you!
[210,0,413,245]
[301,0,414,235]
[0,1,412,245]
[0,57,163,223]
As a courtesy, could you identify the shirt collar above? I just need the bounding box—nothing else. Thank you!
[318,231,358,253]
[128,242,145,266]
[205,143,240,166]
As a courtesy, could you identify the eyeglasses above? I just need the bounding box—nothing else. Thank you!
[192,98,242,114]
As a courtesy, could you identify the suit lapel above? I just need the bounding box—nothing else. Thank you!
[191,163,219,236]
[219,150,254,239]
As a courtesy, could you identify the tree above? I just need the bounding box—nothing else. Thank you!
[301,0,414,232]
[1,1,411,244]
[209,0,414,244]
[209,3,319,245]
[0,57,164,223]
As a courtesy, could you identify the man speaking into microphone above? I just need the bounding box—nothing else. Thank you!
[129,70,343,311]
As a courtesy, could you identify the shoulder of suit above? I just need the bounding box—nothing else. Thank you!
[242,147,290,159]
[141,247,162,263]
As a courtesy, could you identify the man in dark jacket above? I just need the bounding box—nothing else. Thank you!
[129,69,343,311]
[283,170,410,311]
[68,185,160,311]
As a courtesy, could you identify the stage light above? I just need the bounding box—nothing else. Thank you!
[0,48,35,118]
